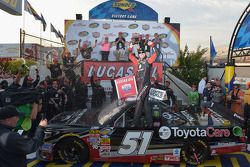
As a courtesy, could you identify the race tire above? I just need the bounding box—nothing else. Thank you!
[55,137,89,163]
[181,139,210,165]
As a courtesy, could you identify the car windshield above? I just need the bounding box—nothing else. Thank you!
[49,99,131,126]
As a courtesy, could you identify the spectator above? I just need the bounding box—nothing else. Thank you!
[198,76,207,105]
[46,57,63,79]
[244,82,250,127]
[100,36,112,61]
[78,39,97,60]
[211,80,225,105]
[46,80,66,120]
[61,78,74,111]
[22,69,40,89]
[152,33,162,61]
[138,34,145,51]
[0,105,47,167]
[161,80,176,107]
[201,82,213,116]
[110,72,118,102]
[227,81,244,116]
[187,83,199,107]
[74,76,88,110]
[0,80,8,90]
[62,47,76,70]
[143,34,151,57]
[114,32,126,61]
[90,73,106,108]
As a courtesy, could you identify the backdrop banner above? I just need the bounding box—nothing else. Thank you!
[82,61,163,83]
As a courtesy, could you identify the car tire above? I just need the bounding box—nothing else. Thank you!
[181,139,210,165]
[55,137,89,163]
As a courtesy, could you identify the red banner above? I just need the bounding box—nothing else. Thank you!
[115,75,138,99]
[83,61,163,83]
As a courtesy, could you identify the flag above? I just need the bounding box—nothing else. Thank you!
[58,30,64,43]
[40,14,47,31]
[50,23,59,37]
[210,36,217,59]
[24,0,42,21]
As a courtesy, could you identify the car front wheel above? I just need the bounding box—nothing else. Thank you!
[55,137,89,163]
[181,139,210,165]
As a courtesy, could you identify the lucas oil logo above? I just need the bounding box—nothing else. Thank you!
[113,0,136,11]
[159,126,231,139]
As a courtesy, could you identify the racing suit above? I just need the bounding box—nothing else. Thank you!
[129,47,157,127]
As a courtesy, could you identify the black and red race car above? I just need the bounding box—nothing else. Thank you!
[37,95,248,165]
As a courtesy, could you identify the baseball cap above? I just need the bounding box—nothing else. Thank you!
[233,80,240,85]
[0,105,24,120]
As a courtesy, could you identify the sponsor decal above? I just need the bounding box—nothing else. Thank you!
[122,32,129,37]
[89,23,99,28]
[115,75,138,99]
[99,127,113,135]
[102,23,110,29]
[173,148,181,156]
[142,24,150,30]
[151,155,164,161]
[161,42,169,48]
[159,126,171,140]
[152,26,165,29]
[112,0,136,11]
[78,31,89,37]
[159,126,231,139]
[121,84,132,92]
[164,155,180,161]
[159,33,168,39]
[128,24,139,29]
[113,24,127,28]
[100,137,111,146]
[149,88,166,101]
[67,40,78,45]
[73,23,86,27]
[92,32,100,38]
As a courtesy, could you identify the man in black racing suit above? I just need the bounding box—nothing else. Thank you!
[129,42,158,127]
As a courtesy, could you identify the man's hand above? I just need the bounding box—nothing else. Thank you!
[39,119,48,127]
[148,41,154,47]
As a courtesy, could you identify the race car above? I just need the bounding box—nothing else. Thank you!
[37,91,248,165]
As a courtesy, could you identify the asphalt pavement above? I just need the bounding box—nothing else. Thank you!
[26,152,250,167]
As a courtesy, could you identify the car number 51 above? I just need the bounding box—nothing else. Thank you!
[118,131,153,155]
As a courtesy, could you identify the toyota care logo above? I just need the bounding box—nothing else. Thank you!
[159,126,171,139]
[159,126,231,139]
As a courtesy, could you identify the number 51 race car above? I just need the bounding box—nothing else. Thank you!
[37,93,249,165]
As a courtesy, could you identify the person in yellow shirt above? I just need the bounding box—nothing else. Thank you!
[244,82,250,127]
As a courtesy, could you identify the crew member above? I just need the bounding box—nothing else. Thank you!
[244,82,250,127]
[129,41,157,127]
[0,105,47,167]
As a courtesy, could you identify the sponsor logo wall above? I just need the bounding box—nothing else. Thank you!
[65,20,180,65]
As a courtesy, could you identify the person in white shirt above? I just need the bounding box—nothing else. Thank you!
[198,76,207,105]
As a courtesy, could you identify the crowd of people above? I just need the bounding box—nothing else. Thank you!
[61,32,163,63]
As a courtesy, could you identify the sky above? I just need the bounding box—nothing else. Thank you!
[0,0,249,50]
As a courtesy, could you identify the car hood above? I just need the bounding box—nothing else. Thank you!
[49,109,99,126]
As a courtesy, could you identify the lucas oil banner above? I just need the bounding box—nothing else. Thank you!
[82,61,163,83]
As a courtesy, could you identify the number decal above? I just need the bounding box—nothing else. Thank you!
[118,131,153,155]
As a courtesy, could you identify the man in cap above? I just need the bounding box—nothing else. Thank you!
[114,32,126,61]
[129,41,157,127]
[0,105,47,167]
